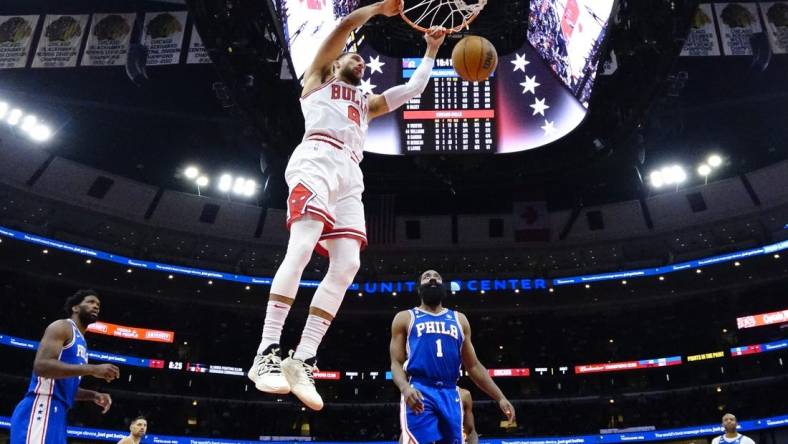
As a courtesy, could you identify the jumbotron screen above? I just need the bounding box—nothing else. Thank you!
[276,0,615,155]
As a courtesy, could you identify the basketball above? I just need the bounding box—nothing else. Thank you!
[452,35,498,82]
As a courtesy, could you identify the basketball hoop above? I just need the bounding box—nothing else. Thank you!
[399,0,487,34]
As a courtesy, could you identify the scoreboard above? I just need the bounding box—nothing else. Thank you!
[400,58,496,154]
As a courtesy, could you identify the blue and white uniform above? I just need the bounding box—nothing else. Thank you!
[711,434,755,444]
[11,319,89,444]
[401,307,465,444]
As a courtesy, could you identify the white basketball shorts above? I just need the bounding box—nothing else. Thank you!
[284,136,367,256]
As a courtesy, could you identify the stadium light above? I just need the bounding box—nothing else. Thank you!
[708,154,723,168]
[218,174,233,192]
[697,164,711,177]
[195,176,209,187]
[243,180,257,197]
[0,102,8,119]
[233,177,247,195]
[29,124,52,142]
[20,115,37,132]
[7,108,23,126]
[184,166,200,180]
[649,171,664,188]
[651,165,687,189]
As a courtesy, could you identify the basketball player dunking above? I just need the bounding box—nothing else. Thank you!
[391,270,515,443]
[249,0,446,411]
[10,289,119,444]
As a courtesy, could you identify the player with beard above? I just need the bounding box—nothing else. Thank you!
[10,289,119,444]
[390,270,515,443]
[249,0,447,411]
[117,416,148,444]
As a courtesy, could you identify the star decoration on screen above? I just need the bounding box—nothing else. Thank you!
[530,97,550,116]
[511,53,530,72]
[367,55,385,75]
[359,77,377,95]
[541,120,556,135]
[519,75,540,94]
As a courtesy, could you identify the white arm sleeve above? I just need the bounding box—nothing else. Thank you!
[382,57,435,112]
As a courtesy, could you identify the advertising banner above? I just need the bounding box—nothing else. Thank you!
[87,321,175,343]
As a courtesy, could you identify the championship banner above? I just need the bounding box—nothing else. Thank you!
[0,15,39,69]
[759,2,788,54]
[714,3,764,55]
[81,12,135,66]
[681,4,722,56]
[86,321,175,343]
[187,24,211,64]
[142,11,188,66]
[32,15,89,68]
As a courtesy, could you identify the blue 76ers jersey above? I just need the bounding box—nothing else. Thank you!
[25,319,88,408]
[404,308,464,385]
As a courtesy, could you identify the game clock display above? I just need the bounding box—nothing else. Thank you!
[400,58,496,154]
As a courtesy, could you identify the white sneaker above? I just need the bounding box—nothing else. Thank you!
[282,350,324,411]
[247,344,290,394]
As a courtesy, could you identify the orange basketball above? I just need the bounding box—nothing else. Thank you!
[452,35,498,82]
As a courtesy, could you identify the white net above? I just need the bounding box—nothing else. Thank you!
[401,0,487,32]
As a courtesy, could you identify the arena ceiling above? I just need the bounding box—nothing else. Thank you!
[0,0,786,214]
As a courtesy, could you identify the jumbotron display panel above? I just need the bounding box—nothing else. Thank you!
[277,0,615,154]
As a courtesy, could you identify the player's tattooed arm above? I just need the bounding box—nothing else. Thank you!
[457,312,516,424]
[390,310,425,414]
[303,0,403,94]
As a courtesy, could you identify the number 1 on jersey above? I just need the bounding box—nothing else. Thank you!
[436,338,444,358]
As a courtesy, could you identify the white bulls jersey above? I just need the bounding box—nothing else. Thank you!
[300,76,369,162]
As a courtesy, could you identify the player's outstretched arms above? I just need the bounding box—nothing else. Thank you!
[457,312,516,424]
[303,0,403,94]
[368,26,447,120]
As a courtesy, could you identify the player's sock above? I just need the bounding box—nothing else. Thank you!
[257,300,291,354]
[294,315,331,361]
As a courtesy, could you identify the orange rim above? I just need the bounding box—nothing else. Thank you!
[399,8,482,34]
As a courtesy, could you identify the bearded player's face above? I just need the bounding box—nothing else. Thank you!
[335,53,365,85]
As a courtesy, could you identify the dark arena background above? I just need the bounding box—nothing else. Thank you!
[0,0,787,443]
